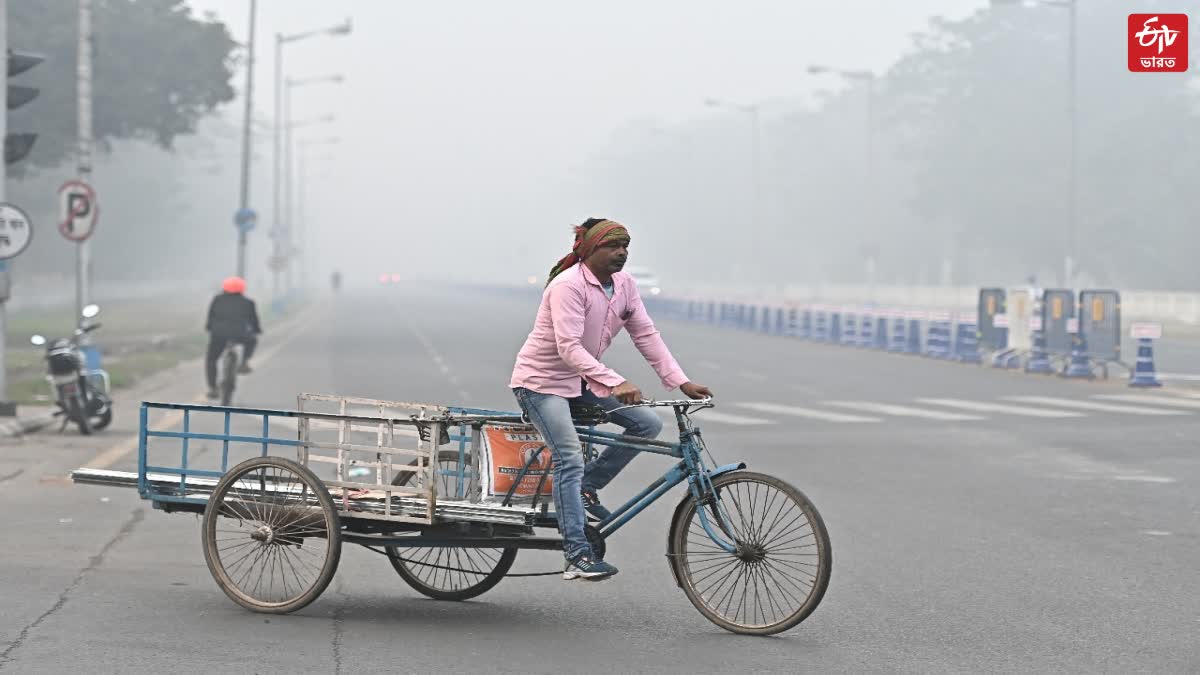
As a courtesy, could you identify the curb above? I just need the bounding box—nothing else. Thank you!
[0,411,60,439]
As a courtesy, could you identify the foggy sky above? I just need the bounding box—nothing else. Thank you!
[185,0,984,285]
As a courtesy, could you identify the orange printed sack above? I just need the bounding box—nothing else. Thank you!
[479,424,553,501]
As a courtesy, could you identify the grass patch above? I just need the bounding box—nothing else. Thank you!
[5,296,310,405]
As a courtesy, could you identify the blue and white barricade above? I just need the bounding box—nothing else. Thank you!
[888,313,907,352]
[797,308,813,339]
[952,312,982,364]
[857,312,875,348]
[905,313,923,354]
[841,311,858,347]
[813,308,829,342]
[873,315,889,350]
[924,311,953,359]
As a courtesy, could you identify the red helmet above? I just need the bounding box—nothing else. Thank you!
[222,276,246,294]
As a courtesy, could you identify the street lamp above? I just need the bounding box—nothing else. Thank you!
[272,18,352,302]
[283,74,343,291]
[990,0,1076,286]
[235,0,258,278]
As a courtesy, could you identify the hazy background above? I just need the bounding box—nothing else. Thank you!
[8,0,1200,300]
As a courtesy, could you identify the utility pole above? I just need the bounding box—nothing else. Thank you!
[76,0,93,321]
[236,0,256,277]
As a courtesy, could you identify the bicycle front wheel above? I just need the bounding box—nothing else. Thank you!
[668,471,831,636]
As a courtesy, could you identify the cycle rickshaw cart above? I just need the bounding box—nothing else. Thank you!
[72,393,831,636]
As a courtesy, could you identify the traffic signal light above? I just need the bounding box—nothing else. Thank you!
[6,49,43,165]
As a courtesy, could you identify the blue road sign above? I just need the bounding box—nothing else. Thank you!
[234,208,257,232]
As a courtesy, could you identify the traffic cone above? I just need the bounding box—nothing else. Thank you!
[1062,333,1094,379]
[1024,330,1053,374]
[1128,337,1162,387]
[888,316,907,352]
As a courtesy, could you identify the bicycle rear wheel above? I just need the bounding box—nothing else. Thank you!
[385,450,517,600]
[668,471,831,635]
[219,349,238,405]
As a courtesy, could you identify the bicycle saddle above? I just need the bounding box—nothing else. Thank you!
[569,402,609,426]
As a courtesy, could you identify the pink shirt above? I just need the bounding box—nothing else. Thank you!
[509,264,689,398]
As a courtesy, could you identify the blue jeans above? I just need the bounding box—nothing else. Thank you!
[512,386,664,560]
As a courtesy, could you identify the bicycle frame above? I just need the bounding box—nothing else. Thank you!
[450,401,747,554]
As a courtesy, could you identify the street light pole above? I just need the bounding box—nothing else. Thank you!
[1066,0,1077,287]
[272,33,283,302]
[271,18,351,304]
[283,75,342,293]
[236,0,256,278]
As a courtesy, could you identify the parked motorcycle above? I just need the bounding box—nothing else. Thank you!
[30,304,113,435]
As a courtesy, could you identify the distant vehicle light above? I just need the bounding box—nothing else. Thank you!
[651,287,661,295]
[390,273,402,283]
[527,276,538,285]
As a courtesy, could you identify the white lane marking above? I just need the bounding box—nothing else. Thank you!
[1003,396,1189,416]
[916,398,1085,418]
[735,402,881,423]
[1142,530,1173,536]
[1113,475,1176,484]
[656,409,773,426]
[1155,373,1200,381]
[824,401,984,421]
[1093,394,1200,410]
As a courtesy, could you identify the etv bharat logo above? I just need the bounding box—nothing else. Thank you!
[1128,14,1188,72]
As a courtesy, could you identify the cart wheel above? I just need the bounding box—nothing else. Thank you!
[386,450,516,600]
[668,471,831,636]
[202,456,341,614]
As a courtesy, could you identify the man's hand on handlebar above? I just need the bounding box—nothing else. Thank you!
[680,382,714,400]
[612,380,643,405]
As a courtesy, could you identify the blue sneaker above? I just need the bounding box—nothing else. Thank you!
[581,488,611,521]
[563,553,619,581]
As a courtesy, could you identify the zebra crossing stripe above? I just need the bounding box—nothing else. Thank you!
[1093,394,1200,410]
[824,401,984,421]
[735,402,882,423]
[1003,396,1189,416]
[916,398,1085,418]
